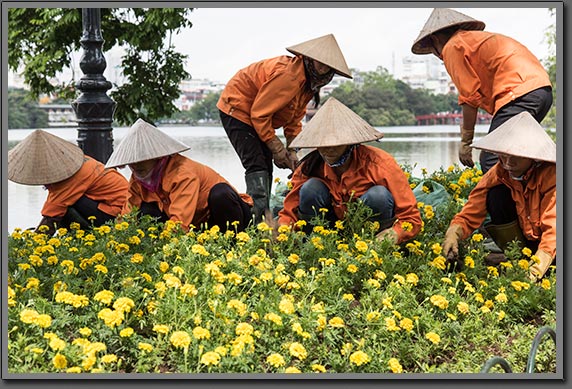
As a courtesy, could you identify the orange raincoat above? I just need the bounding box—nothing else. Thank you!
[278,145,422,244]
[216,55,314,143]
[450,162,556,257]
[42,156,128,218]
[442,31,551,114]
[122,154,252,230]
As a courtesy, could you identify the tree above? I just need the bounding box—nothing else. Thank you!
[541,8,556,129]
[8,88,49,129]
[8,8,194,126]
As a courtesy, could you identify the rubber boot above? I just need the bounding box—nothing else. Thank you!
[245,171,271,224]
[484,220,526,252]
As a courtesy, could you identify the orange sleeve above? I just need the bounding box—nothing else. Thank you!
[537,174,556,257]
[278,168,306,226]
[41,163,93,218]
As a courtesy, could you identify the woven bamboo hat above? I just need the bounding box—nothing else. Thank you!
[8,130,85,185]
[286,34,352,79]
[290,97,383,148]
[105,118,190,168]
[411,8,485,54]
[471,112,556,163]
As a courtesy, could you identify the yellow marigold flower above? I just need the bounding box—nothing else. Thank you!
[35,314,52,328]
[382,297,393,309]
[316,315,327,331]
[471,233,484,242]
[285,366,301,373]
[18,263,31,271]
[20,309,39,324]
[52,353,67,369]
[266,353,286,368]
[401,221,413,232]
[120,327,134,337]
[94,264,108,274]
[541,279,551,290]
[405,273,419,286]
[400,317,414,332]
[97,308,124,328]
[256,222,272,232]
[328,317,345,328]
[79,327,92,337]
[100,354,118,364]
[180,283,198,297]
[522,247,532,257]
[430,294,449,309]
[30,347,43,354]
[342,293,354,301]
[227,299,248,316]
[193,326,211,340]
[289,342,307,360]
[279,296,296,315]
[311,364,326,373]
[385,317,400,331]
[457,302,470,314]
[495,293,508,304]
[170,331,191,350]
[113,297,135,313]
[431,243,442,255]
[388,357,403,373]
[346,264,358,273]
[25,277,40,290]
[487,266,499,277]
[349,350,370,366]
[355,240,368,252]
[497,310,506,321]
[159,261,169,273]
[130,253,144,264]
[425,332,441,344]
[235,322,254,336]
[199,351,221,366]
[153,324,170,334]
[518,259,530,270]
[511,281,530,291]
[367,279,381,289]
[215,346,228,356]
[480,305,491,313]
[49,337,66,351]
[474,292,484,303]
[366,311,381,322]
[236,231,250,243]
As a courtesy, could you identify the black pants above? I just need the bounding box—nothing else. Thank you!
[486,184,539,251]
[61,195,116,229]
[219,110,273,176]
[480,86,553,173]
[139,183,252,232]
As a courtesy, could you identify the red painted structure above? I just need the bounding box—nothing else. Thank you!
[415,112,492,126]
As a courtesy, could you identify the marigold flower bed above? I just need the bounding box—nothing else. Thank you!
[7,165,556,374]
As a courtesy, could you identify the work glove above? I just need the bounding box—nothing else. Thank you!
[442,224,464,265]
[35,216,61,236]
[528,249,554,282]
[376,227,399,245]
[459,126,475,168]
[266,136,297,170]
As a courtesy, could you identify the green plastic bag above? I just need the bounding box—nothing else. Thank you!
[412,179,451,209]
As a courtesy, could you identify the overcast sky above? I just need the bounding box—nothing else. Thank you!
[172,6,556,83]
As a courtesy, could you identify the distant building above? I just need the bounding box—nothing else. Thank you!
[400,55,457,95]
[37,103,76,127]
[175,78,225,111]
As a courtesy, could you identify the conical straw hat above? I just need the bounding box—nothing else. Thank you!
[286,34,352,79]
[411,8,485,54]
[105,119,190,168]
[471,111,556,163]
[8,129,84,185]
[290,97,383,148]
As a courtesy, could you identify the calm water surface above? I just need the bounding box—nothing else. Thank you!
[6,124,489,232]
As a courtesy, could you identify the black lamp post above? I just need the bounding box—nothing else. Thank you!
[71,8,116,164]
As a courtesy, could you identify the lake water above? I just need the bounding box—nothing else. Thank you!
[6,124,489,232]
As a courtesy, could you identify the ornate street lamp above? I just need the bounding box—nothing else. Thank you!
[71,8,116,164]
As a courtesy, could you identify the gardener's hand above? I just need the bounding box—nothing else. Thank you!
[376,227,399,245]
[442,224,464,258]
[266,136,296,171]
[459,126,475,167]
[528,249,554,282]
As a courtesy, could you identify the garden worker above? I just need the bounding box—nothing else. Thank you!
[441,111,556,281]
[217,33,352,222]
[8,130,128,236]
[278,97,422,245]
[411,8,552,173]
[105,119,253,232]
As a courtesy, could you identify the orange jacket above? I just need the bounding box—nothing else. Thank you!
[123,154,253,230]
[450,162,556,257]
[42,156,128,218]
[442,31,551,115]
[217,55,314,143]
[278,145,422,244]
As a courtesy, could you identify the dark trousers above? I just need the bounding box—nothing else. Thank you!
[139,183,252,232]
[219,110,273,176]
[480,86,553,173]
[62,195,116,229]
[486,184,539,251]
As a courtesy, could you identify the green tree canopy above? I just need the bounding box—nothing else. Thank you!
[8,88,49,129]
[8,8,194,125]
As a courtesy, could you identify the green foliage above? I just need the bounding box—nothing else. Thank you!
[7,88,49,129]
[8,8,194,126]
[330,67,459,126]
[541,8,556,130]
